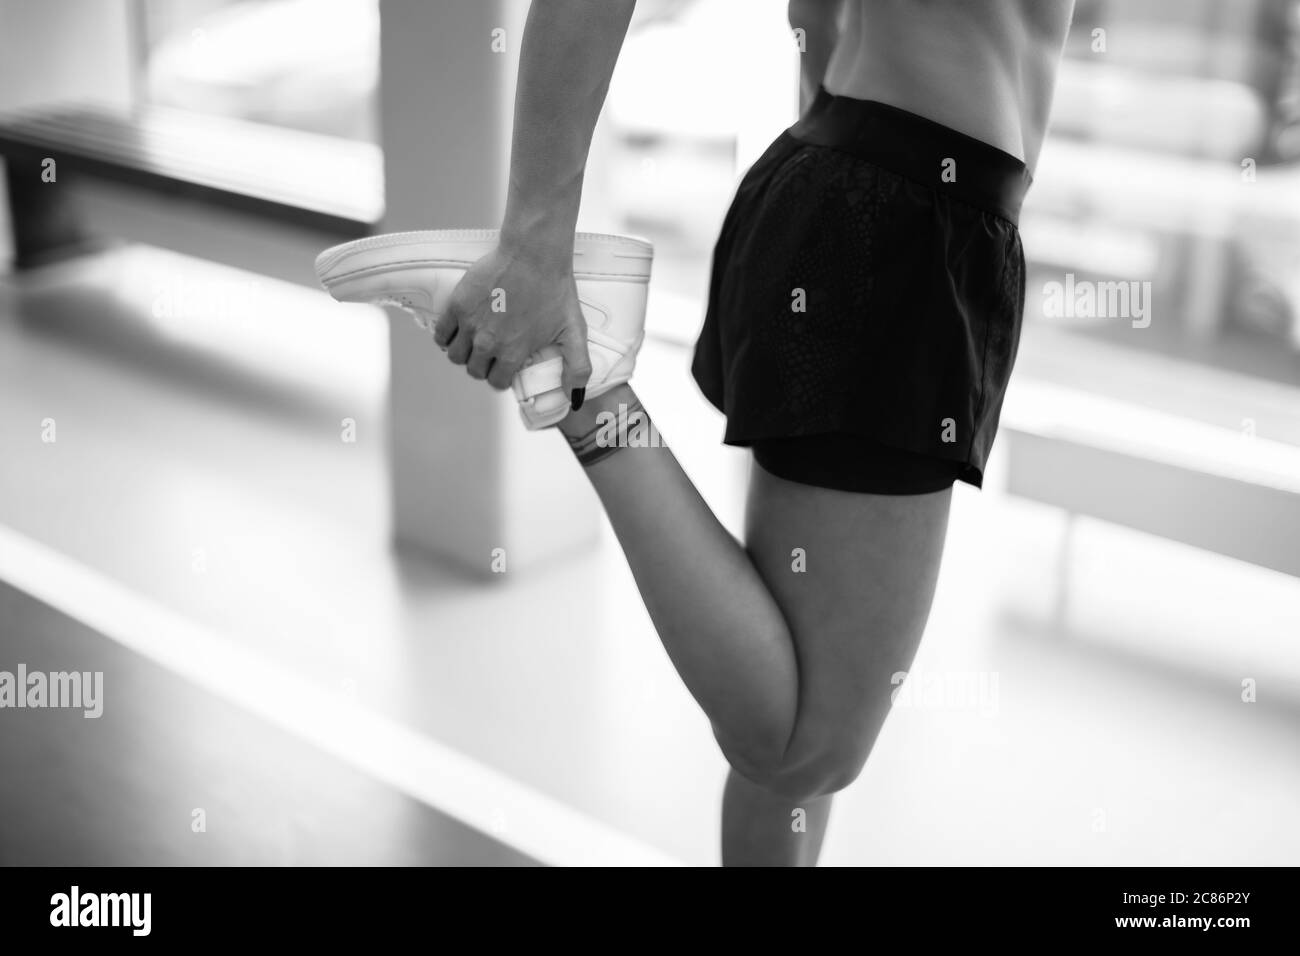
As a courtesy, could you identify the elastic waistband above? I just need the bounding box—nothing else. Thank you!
[788,86,1031,225]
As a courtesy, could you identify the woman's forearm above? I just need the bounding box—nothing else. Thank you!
[500,0,638,266]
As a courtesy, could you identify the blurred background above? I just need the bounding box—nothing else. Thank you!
[0,0,1297,866]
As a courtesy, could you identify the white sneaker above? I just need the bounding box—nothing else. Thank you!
[314,228,653,429]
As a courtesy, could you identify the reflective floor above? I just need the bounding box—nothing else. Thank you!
[0,581,535,866]
[1,245,1298,866]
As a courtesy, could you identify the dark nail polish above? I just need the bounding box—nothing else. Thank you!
[571,388,586,412]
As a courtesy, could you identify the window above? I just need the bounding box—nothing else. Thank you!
[138,0,380,143]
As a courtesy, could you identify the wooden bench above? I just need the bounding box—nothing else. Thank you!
[0,103,382,285]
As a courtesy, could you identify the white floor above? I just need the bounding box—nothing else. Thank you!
[2,245,1298,866]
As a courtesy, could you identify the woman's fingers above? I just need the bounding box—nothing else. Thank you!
[486,356,522,392]
[445,323,473,365]
[432,303,460,351]
[433,249,578,393]
[557,319,592,403]
[465,329,498,380]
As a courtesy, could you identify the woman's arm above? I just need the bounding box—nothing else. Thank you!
[500,0,638,265]
[788,0,843,111]
[435,0,638,404]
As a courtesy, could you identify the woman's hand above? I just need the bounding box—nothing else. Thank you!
[434,242,591,404]
[431,0,637,409]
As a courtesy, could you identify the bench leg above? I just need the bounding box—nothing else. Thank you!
[0,0,133,269]
[2,158,95,269]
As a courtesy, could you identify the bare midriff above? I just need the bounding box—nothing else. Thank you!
[822,0,1075,172]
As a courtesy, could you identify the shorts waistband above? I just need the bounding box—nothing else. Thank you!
[788,86,1031,225]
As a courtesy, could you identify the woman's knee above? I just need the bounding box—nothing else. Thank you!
[732,740,870,803]
[775,751,867,801]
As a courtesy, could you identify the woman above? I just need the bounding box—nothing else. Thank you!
[424,0,1072,865]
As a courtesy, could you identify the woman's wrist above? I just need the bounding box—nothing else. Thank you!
[499,223,574,272]
[500,187,581,270]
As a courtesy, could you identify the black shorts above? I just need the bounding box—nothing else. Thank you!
[691,86,1031,494]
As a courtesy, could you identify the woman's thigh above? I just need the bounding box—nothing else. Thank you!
[743,457,953,784]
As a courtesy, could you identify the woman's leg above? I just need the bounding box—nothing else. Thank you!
[722,771,833,866]
[724,459,951,864]
[558,384,952,862]
[558,386,800,772]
